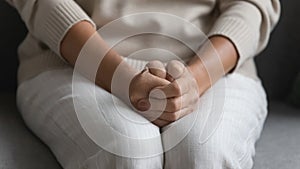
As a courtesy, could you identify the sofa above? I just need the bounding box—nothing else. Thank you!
[0,1,299,169]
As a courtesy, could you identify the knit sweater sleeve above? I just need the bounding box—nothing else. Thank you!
[6,0,96,61]
[208,0,281,70]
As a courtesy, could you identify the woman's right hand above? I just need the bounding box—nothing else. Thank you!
[129,66,169,111]
[129,61,173,127]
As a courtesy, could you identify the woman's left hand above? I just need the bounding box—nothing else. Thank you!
[145,36,239,127]
[145,60,200,126]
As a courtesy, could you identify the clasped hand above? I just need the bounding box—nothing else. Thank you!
[129,60,199,127]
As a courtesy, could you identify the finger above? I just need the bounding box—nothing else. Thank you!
[138,107,164,122]
[130,68,170,110]
[166,74,175,82]
[145,60,167,79]
[166,60,185,80]
[138,68,170,90]
[144,69,170,86]
[152,118,171,128]
[158,107,194,122]
[149,93,196,112]
[150,77,190,99]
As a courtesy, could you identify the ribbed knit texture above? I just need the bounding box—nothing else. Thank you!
[42,0,96,60]
[208,17,257,70]
[7,0,280,83]
[123,58,148,71]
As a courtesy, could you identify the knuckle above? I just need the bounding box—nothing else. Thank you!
[172,83,181,95]
[169,98,180,111]
[169,98,176,107]
[169,113,178,122]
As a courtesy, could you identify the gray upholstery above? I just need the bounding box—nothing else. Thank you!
[0,93,62,169]
[0,2,26,91]
[255,0,300,100]
[0,0,299,169]
[253,102,300,169]
[0,92,299,169]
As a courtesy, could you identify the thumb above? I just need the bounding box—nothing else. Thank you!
[135,70,169,111]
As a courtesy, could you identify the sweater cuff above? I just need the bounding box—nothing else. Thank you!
[208,17,258,71]
[42,1,96,62]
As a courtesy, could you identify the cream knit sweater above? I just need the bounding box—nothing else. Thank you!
[7,0,280,83]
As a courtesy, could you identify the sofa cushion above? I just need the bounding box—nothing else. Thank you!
[0,92,62,169]
[255,0,300,100]
[254,101,300,169]
[0,93,299,169]
[0,2,27,92]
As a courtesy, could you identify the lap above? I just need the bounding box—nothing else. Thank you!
[163,73,267,169]
[17,67,162,168]
[17,64,267,169]
[164,72,267,142]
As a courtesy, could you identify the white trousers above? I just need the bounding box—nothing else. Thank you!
[17,59,267,169]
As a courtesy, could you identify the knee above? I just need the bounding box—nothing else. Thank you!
[83,151,163,169]
[193,140,248,169]
[116,155,163,169]
[165,129,253,169]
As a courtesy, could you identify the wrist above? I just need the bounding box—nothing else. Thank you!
[110,58,139,106]
[187,57,211,96]
[208,36,238,73]
[187,36,238,95]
